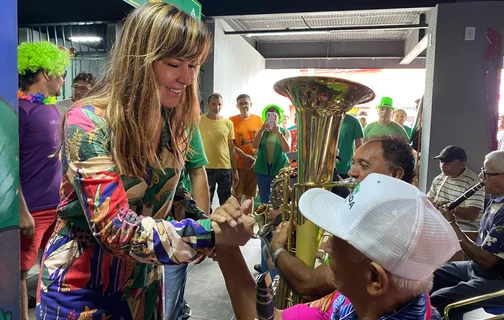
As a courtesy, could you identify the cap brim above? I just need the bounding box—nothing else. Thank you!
[298,188,346,237]
[432,155,450,161]
[375,105,395,110]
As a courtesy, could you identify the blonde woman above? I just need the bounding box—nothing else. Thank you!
[36,3,254,319]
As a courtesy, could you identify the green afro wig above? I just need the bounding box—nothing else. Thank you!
[262,104,284,124]
[18,42,70,76]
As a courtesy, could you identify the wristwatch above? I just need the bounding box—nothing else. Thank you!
[272,247,286,268]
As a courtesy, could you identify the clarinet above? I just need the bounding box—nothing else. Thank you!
[445,182,485,211]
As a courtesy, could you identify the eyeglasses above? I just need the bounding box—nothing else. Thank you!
[72,85,90,92]
[480,167,504,179]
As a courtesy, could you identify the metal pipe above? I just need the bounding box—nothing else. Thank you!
[225,23,428,36]
[46,26,50,42]
[445,289,504,319]
[54,25,58,46]
[69,25,74,49]
[62,26,67,48]
[19,21,111,27]
[265,56,425,60]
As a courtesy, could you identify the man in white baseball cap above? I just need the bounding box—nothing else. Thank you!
[217,173,461,319]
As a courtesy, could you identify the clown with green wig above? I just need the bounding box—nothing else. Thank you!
[252,104,291,204]
[363,97,409,142]
[17,41,69,320]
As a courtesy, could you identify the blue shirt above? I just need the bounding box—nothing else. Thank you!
[331,293,440,320]
[476,196,504,273]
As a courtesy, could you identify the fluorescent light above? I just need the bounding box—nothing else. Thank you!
[69,36,102,43]
[246,30,330,37]
[400,34,429,65]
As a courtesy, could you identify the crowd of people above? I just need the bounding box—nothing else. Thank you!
[17,2,504,320]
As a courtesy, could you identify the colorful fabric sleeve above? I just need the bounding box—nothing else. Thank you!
[480,204,504,259]
[64,106,215,265]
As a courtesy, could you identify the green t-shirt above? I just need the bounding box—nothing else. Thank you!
[403,125,412,138]
[181,127,208,193]
[363,121,409,142]
[336,115,364,175]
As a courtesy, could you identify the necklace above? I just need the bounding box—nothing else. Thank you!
[18,91,57,105]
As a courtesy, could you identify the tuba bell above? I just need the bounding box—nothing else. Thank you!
[256,76,375,314]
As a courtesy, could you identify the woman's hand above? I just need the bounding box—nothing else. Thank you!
[211,196,249,227]
[261,121,270,132]
[212,197,255,246]
[20,208,35,239]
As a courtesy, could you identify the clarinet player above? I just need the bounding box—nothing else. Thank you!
[432,150,504,319]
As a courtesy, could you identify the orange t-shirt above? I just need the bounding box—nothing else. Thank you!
[229,114,263,169]
[290,128,297,152]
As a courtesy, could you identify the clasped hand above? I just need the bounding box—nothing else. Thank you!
[211,197,255,247]
[434,202,456,223]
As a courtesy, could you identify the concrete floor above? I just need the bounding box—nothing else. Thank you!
[28,237,261,320]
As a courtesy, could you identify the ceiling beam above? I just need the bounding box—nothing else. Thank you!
[265,57,426,69]
[257,40,406,59]
[225,23,428,37]
[400,34,429,64]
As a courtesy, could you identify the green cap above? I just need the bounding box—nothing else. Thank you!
[262,104,284,124]
[375,97,395,110]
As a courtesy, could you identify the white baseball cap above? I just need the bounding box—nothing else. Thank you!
[298,173,461,281]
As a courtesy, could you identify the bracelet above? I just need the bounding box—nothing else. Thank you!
[272,247,285,268]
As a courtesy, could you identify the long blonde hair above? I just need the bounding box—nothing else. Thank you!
[85,3,211,177]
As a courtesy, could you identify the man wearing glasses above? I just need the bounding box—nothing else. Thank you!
[431,150,504,319]
[428,145,485,231]
[56,72,96,116]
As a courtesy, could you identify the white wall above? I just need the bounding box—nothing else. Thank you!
[420,2,504,191]
[211,19,267,118]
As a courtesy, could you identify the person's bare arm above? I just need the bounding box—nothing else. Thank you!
[234,146,248,159]
[443,211,501,270]
[228,140,239,187]
[189,167,210,215]
[19,186,35,238]
[465,231,479,242]
[274,251,335,301]
[253,125,267,149]
[274,127,290,153]
[452,206,481,221]
[217,245,257,320]
[270,223,335,301]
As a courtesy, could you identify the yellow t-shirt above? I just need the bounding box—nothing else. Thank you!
[199,115,235,169]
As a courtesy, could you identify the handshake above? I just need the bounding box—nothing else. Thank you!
[210,197,256,247]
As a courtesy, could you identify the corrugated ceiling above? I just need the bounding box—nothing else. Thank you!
[225,8,431,42]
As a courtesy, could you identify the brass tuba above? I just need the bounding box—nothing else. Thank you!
[267,76,375,310]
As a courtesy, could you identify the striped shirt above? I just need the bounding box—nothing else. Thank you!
[427,168,485,227]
